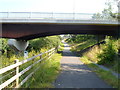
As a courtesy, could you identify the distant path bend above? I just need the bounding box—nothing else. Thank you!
[54,42,112,88]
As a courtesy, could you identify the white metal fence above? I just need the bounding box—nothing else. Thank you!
[0,48,56,89]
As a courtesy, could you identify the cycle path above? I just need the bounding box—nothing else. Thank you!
[54,42,112,88]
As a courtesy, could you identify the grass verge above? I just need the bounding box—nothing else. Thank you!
[21,53,62,88]
[80,56,119,89]
[57,42,64,54]
[70,39,97,52]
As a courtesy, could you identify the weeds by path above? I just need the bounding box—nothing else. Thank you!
[80,56,119,89]
[21,53,62,88]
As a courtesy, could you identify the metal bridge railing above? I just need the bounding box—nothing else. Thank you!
[0,12,118,24]
[0,12,94,20]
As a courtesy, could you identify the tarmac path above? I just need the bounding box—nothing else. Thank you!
[54,42,112,88]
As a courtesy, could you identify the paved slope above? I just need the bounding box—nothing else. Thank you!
[54,43,112,88]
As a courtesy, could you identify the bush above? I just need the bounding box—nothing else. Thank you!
[0,38,9,53]
[66,34,96,43]
[97,37,117,65]
[28,36,61,52]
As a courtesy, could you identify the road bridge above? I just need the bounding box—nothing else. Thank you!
[0,12,119,40]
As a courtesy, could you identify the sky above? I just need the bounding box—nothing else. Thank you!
[0,0,118,13]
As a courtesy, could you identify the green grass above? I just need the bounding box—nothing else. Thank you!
[60,42,64,47]
[21,53,62,88]
[58,46,64,52]
[80,56,119,89]
[111,59,120,73]
[70,39,97,52]
[95,69,119,88]
[57,42,64,53]
[81,43,120,74]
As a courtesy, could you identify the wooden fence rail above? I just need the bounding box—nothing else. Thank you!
[0,48,56,89]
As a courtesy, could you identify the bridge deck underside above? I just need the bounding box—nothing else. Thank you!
[1,23,119,40]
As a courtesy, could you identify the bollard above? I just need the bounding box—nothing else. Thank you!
[14,59,19,87]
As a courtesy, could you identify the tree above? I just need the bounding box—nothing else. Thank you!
[92,0,119,20]
[92,13,102,20]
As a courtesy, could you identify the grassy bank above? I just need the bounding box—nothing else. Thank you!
[21,53,62,88]
[66,35,119,73]
[57,42,64,54]
[81,39,120,74]
[70,39,97,52]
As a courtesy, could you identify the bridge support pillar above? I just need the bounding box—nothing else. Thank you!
[8,39,29,56]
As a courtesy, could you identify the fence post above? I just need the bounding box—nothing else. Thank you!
[40,53,42,59]
[32,54,35,65]
[14,59,19,87]
[48,51,50,56]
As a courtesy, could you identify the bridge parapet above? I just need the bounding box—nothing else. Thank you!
[0,12,94,19]
[0,12,118,21]
[0,12,119,25]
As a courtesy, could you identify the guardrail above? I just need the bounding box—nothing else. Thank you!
[0,48,56,89]
[0,12,118,23]
[0,12,94,20]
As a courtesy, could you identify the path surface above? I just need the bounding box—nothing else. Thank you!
[54,42,112,88]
